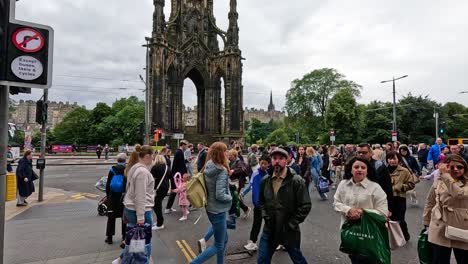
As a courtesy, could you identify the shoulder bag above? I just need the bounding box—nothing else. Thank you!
[155,165,168,192]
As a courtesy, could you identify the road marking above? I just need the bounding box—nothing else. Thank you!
[176,240,193,262]
[182,240,197,259]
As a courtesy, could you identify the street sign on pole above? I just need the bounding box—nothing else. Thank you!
[0,0,54,89]
[392,131,398,142]
[173,133,184,140]
[330,135,336,142]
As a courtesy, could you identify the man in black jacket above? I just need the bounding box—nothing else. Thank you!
[258,148,311,263]
[165,140,188,213]
[356,143,394,215]
[196,143,208,172]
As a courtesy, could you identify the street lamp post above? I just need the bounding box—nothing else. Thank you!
[381,75,408,141]
[142,37,152,145]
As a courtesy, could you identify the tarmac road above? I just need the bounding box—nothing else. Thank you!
[37,159,431,263]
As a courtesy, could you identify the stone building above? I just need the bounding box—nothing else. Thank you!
[244,91,285,123]
[11,100,79,132]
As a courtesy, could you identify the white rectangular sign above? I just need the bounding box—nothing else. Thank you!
[330,136,336,142]
[173,133,184,140]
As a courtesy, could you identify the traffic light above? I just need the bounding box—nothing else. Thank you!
[153,129,163,142]
[439,128,444,134]
[35,99,47,124]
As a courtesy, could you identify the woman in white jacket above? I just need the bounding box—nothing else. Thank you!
[334,156,389,264]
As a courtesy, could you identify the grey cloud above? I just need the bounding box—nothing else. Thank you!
[10,0,468,113]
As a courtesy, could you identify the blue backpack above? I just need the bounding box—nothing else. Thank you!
[109,167,124,193]
[318,176,330,193]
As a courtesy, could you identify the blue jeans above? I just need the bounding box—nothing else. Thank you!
[311,171,327,200]
[203,215,236,241]
[257,232,308,264]
[191,211,228,264]
[120,208,153,261]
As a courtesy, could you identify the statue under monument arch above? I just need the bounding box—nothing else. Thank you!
[148,0,244,145]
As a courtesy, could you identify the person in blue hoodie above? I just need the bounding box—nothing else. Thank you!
[427,138,447,169]
[242,157,270,251]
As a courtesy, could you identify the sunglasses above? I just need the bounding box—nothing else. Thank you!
[450,165,465,170]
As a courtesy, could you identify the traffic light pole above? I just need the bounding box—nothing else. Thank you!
[38,88,48,202]
[435,108,439,138]
[0,85,10,264]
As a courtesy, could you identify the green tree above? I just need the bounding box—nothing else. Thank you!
[398,94,439,143]
[361,101,393,143]
[441,102,468,138]
[285,68,361,139]
[325,87,362,143]
[88,102,113,144]
[264,128,289,146]
[54,107,90,145]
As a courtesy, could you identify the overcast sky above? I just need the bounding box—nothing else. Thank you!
[11,0,468,111]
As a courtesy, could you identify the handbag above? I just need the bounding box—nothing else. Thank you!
[445,225,468,243]
[387,220,406,250]
[418,229,432,264]
[434,180,468,243]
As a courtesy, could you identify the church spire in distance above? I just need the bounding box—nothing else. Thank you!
[268,90,275,112]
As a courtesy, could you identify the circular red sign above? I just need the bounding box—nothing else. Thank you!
[12,28,45,53]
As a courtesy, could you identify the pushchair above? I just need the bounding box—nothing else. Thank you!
[95,176,108,216]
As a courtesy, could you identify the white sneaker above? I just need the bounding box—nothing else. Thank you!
[165,208,176,214]
[179,216,187,221]
[187,210,190,215]
[112,258,122,264]
[152,224,164,230]
[276,245,285,251]
[244,240,258,251]
[197,238,207,253]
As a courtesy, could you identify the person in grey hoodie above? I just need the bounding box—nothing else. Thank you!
[122,145,155,258]
[192,142,232,264]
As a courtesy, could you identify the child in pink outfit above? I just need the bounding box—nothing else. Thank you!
[174,173,190,221]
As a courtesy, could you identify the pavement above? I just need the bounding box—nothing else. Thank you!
[4,161,436,264]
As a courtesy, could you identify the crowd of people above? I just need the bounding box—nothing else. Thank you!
[98,137,467,264]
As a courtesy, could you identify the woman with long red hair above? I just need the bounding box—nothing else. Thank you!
[192,142,232,264]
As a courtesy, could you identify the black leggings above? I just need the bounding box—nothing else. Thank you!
[390,196,410,240]
[432,244,468,264]
[249,207,262,242]
[153,191,166,227]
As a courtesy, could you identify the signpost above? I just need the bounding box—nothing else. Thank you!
[392,131,398,142]
[173,133,184,147]
[1,2,54,262]
[0,0,54,89]
[330,129,335,145]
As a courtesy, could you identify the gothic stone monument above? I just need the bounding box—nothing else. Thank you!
[148,0,244,145]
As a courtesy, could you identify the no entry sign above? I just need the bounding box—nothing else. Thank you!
[12,28,45,53]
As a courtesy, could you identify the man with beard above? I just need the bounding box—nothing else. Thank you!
[257,148,311,263]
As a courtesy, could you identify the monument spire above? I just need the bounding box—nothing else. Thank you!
[268,90,275,112]
[227,0,239,47]
[152,0,166,39]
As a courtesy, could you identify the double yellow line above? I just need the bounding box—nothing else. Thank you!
[176,240,197,262]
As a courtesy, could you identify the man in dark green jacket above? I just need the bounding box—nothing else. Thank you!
[257,148,311,264]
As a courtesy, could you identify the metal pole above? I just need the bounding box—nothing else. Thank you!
[38,89,48,202]
[435,109,439,138]
[144,40,150,145]
[392,77,397,138]
[0,85,10,264]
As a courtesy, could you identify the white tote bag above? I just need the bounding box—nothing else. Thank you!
[387,220,406,250]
